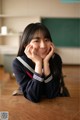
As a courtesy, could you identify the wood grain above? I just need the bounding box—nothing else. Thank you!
[0,65,80,120]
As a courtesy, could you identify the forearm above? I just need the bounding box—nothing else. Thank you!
[43,62,50,76]
[35,62,42,75]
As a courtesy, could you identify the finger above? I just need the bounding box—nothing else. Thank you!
[24,44,30,53]
[51,42,55,48]
[48,45,54,56]
[25,44,33,54]
[26,44,31,52]
[51,43,55,52]
[32,48,37,55]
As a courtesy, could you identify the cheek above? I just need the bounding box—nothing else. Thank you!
[33,44,39,49]
[30,43,38,48]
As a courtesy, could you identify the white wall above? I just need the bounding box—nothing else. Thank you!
[2,0,80,17]
[56,47,80,65]
[0,0,2,14]
[0,0,2,44]
[0,0,1,27]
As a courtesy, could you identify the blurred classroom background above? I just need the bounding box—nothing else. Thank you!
[0,0,80,120]
[0,0,80,71]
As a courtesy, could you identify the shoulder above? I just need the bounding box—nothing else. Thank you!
[12,54,28,66]
[12,54,34,70]
[12,57,21,69]
[52,53,62,61]
[51,53,62,66]
[12,55,28,74]
[12,55,26,68]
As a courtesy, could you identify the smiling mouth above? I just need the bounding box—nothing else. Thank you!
[40,50,47,53]
[40,49,47,53]
[40,52,48,55]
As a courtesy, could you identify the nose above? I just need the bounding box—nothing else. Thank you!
[40,40,46,48]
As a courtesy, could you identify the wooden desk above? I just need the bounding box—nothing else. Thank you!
[0,66,80,120]
[0,95,79,120]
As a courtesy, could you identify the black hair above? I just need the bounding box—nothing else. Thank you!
[17,22,52,56]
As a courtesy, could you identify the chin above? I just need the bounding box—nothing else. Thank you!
[40,55,47,59]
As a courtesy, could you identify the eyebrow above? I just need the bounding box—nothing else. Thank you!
[32,37,40,39]
[33,36,50,39]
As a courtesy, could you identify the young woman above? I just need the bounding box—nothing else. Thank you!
[12,22,62,103]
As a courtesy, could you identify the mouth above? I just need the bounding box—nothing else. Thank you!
[40,51,47,54]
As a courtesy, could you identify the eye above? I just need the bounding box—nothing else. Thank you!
[34,38,39,42]
[32,39,39,43]
[45,38,50,42]
[32,37,40,43]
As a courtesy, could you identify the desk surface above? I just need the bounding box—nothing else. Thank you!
[0,95,80,120]
[0,66,80,120]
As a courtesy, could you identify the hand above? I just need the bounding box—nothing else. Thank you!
[43,43,55,63]
[24,44,43,75]
[24,44,42,64]
[43,43,55,76]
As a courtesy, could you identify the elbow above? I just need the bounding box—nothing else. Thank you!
[24,91,40,103]
[27,95,40,103]
[28,94,40,103]
[30,98,40,103]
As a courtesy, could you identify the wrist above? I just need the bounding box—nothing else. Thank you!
[36,61,42,66]
[43,62,50,76]
[43,61,49,66]
[35,62,42,75]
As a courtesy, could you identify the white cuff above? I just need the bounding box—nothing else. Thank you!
[33,74,44,82]
[44,75,53,83]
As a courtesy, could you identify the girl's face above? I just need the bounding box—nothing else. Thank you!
[29,30,52,59]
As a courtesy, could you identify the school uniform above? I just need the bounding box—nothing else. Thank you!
[12,53,62,102]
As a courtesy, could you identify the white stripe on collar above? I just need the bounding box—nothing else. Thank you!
[17,56,34,73]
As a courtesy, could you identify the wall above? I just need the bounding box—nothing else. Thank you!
[56,47,80,64]
[2,17,41,46]
[0,0,1,30]
[2,0,80,17]
[0,0,2,64]
[0,0,2,14]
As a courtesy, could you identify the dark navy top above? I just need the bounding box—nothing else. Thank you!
[12,53,62,102]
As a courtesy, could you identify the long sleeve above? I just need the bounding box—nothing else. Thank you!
[44,73,61,98]
[12,59,44,103]
[44,53,62,98]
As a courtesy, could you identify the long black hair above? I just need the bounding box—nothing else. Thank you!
[17,22,52,56]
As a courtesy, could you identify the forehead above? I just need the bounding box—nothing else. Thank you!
[33,30,46,38]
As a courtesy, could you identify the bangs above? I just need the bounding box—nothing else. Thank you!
[27,23,52,43]
[39,28,51,39]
